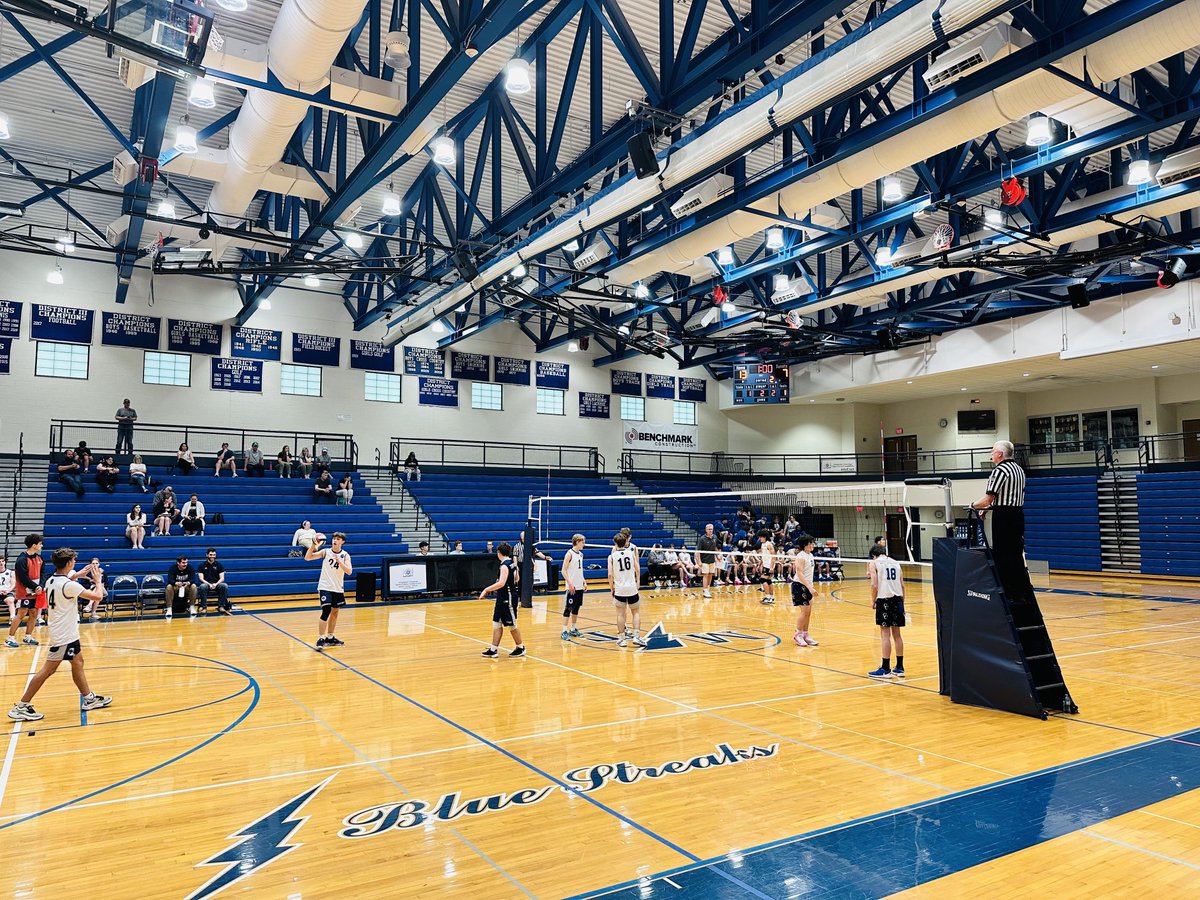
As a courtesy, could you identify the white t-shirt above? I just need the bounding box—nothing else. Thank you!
[760,541,774,568]
[0,569,14,596]
[127,513,146,527]
[872,555,904,599]
[794,551,815,586]
[609,547,639,598]
[44,574,83,647]
[677,550,692,566]
[563,548,585,591]
[293,527,316,547]
[316,547,351,593]
[664,551,678,564]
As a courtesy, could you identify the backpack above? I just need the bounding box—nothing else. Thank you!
[211,512,226,525]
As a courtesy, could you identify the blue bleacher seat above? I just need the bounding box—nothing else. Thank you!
[1137,472,1200,577]
[633,479,751,537]
[1024,475,1101,572]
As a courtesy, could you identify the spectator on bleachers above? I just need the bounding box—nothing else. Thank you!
[485,540,494,554]
[336,474,354,505]
[75,557,107,620]
[153,487,179,536]
[181,493,206,522]
[197,548,231,615]
[114,398,137,456]
[128,454,149,492]
[298,446,313,479]
[402,451,421,482]
[785,514,799,537]
[292,520,316,550]
[450,540,465,555]
[418,541,430,556]
[57,448,85,498]
[95,456,120,493]
[165,556,197,616]
[175,443,196,475]
[277,445,293,478]
[313,471,335,503]
[675,548,696,587]
[214,442,238,478]
[315,447,333,476]
[76,441,93,472]
[182,509,205,537]
[0,556,15,623]
[126,504,147,549]
[648,544,670,589]
[245,442,266,477]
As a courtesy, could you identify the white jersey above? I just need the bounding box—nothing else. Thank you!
[760,541,774,568]
[44,574,82,647]
[872,555,904,598]
[563,548,585,591]
[794,551,815,586]
[316,547,351,593]
[609,547,639,597]
[0,569,13,595]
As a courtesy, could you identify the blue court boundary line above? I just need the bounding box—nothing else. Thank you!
[570,723,1200,899]
[244,611,775,900]
[0,647,260,832]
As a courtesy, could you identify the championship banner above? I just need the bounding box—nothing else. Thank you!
[31,304,93,344]
[210,357,263,392]
[0,337,11,374]
[679,377,707,402]
[0,300,22,338]
[610,369,642,396]
[230,326,282,361]
[350,340,395,372]
[418,376,458,407]
[494,356,530,385]
[404,346,445,376]
[646,374,676,399]
[293,332,341,367]
[101,312,161,350]
[622,421,699,452]
[579,391,610,419]
[450,351,490,381]
[535,360,569,389]
[168,319,222,355]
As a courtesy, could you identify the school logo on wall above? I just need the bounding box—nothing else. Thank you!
[572,621,779,653]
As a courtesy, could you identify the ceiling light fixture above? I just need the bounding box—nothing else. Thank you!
[304,274,320,288]
[174,117,198,154]
[723,298,738,315]
[383,30,410,69]
[618,324,630,336]
[261,299,272,310]
[634,282,649,299]
[431,134,456,166]
[382,190,402,216]
[773,273,789,292]
[511,262,527,279]
[568,340,579,352]
[881,176,903,203]
[1127,158,1153,186]
[46,264,63,285]
[0,113,10,140]
[188,77,215,109]
[717,246,734,267]
[504,58,532,95]
[765,227,784,250]
[984,207,1003,226]
[876,247,893,266]
[432,319,446,334]
[564,238,579,252]
[1026,114,1052,146]
[344,232,364,250]
[156,198,176,219]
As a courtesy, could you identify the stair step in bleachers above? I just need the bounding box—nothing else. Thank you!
[1025,475,1101,572]
[1137,472,1200,577]
[41,469,408,600]
[632,479,750,536]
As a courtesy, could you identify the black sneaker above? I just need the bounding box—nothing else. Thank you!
[480,648,499,658]
[315,637,327,651]
[325,636,345,647]
[509,646,526,657]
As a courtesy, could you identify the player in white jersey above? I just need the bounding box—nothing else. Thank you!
[790,534,819,647]
[0,556,15,623]
[867,545,906,679]
[561,533,586,641]
[757,530,777,605]
[9,547,112,721]
[608,532,644,648]
[305,531,352,651]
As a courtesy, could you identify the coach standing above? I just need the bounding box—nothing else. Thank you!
[115,398,137,456]
[696,524,719,599]
[971,440,1033,603]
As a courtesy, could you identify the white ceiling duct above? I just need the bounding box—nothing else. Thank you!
[112,147,331,201]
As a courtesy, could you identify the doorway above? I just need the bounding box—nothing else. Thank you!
[886,513,908,558]
[884,434,918,476]
[1184,419,1200,462]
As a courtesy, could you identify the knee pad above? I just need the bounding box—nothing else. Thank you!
[320,606,332,622]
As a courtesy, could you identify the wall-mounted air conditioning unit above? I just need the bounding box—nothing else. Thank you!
[112,151,138,186]
[890,236,930,265]
[1156,145,1200,186]
[923,25,1032,91]
[669,174,732,219]
[771,278,803,303]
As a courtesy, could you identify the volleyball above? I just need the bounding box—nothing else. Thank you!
[314,532,327,543]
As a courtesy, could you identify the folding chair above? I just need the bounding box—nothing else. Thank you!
[107,574,141,620]
[138,574,167,615]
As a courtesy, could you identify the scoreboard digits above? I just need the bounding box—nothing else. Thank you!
[733,364,790,404]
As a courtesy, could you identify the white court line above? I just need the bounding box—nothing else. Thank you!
[1082,829,1200,869]
[0,646,43,811]
[1137,810,1200,831]
[1056,618,1200,643]
[12,719,310,763]
[1059,632,1200,660]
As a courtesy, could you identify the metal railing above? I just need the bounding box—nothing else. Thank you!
[3,433,23,557]
[1140,432,1200,470]
[390,438,604,474]
[621,446,1017,479]
[49,420,358,469]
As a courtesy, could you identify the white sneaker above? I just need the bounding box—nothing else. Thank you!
[804,635,820,647]
[793,632,805,647]
[702,589,712,598]
[617,635,629,648]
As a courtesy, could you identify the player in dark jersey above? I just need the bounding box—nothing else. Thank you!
[478,542,525,658]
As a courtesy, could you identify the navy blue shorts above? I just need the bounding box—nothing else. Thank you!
[563,589,584,617]
[876,596,905,627]
[791,583,813,606]
[319,590,346,608]
[493,595,518,628]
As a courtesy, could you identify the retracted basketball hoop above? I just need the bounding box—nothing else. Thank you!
[932,224,955,252]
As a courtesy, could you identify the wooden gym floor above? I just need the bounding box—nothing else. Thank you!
[0,571,1198,899]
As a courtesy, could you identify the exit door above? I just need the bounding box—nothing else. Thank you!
[1184,419,1200,462]
[884,435,918,476]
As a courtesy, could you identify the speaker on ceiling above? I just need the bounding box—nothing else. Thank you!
[580,336,590,351]
[451,249,478,282]
[1067,283,1090,309]
[626,132,659,180]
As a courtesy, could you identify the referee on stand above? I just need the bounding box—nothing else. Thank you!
[971,440,1034,603]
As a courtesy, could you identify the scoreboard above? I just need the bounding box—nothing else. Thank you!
[733,364,790,404]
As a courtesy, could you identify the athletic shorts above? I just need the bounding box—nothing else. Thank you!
[563,589,584,617]
[791,583,813,606]
[493,595,518,628]
[875,596,906,628]
[699,563,714,575]
[613,593,639,605]
[318,590,346,608]
[48,639,82,662]
[18,594,42,610]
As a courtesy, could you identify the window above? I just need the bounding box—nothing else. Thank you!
[620,396,646,421]
[536,387,565,415]
[1028,407,1140,454]
[364,372,401,403]
[281,363,322,397]
[471,382,503,410]
[143,351,191,386]
[673,400,697,426]
[35,342,88,380]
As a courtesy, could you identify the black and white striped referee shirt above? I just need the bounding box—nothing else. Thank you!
[985,458,1026,507]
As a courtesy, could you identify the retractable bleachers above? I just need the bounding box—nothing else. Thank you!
[1024,475,1101,572]
[404,473,674,556]
[42,468,408,601]
[1137,472,1200,577]
[632,479,749,536]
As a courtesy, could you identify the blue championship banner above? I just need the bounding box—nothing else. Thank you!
[450,351,490,381]
[679,377,707,402]
[0,300,21,338]
[418,376,458,407]
[611,369,643,396]
[646,374,676,399]
[494,355,530,385]
[404,346,445,376]
[535,360,569,389]
[230,326,282,361]
[0,337,10,374]
[579,391,610,419]
[349,340,395,372]
[293,332,341,367]
[167,319,222,355]
[31,304,93,344]
[210,357,263,392]
[101,312,161,350]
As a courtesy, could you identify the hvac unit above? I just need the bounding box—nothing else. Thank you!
[669,174,733,219]
[1156,145,1200,186]
[112,151,138,186]
[801,202,849,241]
[771,278,803,303]
[573,241,612,269]
[674,256,718,280]
[105,219,129,247]
[118,56,153,90]
[1042,80,1135,134]
[923,25,1032,91]
[890,236,930,265]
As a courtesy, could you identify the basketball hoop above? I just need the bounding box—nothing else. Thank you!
[932,224,955,251]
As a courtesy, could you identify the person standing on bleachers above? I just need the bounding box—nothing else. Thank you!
[114,399,137,456]
[56,449,85,499]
